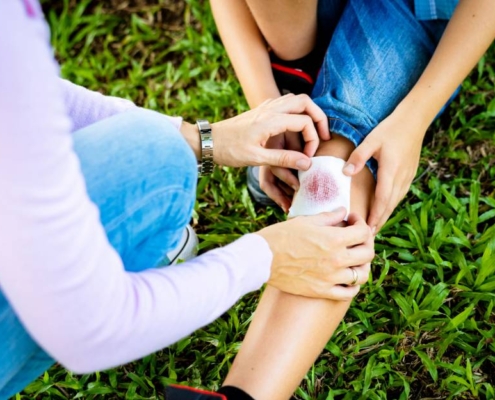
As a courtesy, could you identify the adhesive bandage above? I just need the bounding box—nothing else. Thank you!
[288,156,351,220]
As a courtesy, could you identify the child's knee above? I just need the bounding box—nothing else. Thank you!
[315,133,356,160]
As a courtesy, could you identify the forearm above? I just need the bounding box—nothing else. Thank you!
[61,79,183,132]
[399,0,495,130]
[210,0,280,107]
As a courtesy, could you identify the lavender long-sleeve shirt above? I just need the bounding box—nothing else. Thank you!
[0,0,272,373]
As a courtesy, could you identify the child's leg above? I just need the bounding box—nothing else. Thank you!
[244,0,319,60]
[223,135,374,400]
[223,1,448,398]
[244,0,347,61]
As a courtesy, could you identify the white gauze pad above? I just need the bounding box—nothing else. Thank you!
[288,156,351,220]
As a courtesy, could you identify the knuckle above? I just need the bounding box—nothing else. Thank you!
[331,235,344,248]
[278,153,291,168]
[297,93,310,102]
[354,151,367,164]
[330,254,343,268]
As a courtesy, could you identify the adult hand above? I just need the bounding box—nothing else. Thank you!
[256,208,374,300]
[342,107,428,233]
[212,93,330,169]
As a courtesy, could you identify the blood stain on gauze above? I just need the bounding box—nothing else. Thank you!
[288,156,351,220]
[304,170,339,205]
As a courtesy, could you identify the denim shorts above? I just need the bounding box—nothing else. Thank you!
[313,0,451,176]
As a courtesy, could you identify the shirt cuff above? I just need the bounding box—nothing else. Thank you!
[225,233,272,294]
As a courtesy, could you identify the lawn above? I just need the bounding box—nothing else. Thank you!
[14,0,495,399]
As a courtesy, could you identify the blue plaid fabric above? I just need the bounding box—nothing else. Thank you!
[415,0,458,20]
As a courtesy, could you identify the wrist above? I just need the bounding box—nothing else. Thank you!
[180,121,201,161]
[393,98,433,139]
[210,121,225,165]
[395,90,445,133]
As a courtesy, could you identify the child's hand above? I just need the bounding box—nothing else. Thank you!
[259,131,306,212]
[342,108,428,233]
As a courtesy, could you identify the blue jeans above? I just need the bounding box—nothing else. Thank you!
[314,0,451,176]
[0,109,197,399]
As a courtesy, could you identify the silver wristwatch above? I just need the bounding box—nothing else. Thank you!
[196,119,214,176]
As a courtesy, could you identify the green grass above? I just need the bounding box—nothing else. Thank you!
[13,0,495,398]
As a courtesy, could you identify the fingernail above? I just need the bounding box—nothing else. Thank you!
[343,163,355,175]
[291,184,299,191]
[296,159,311,170]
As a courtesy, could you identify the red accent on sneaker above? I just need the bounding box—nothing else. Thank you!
[271,63,314,85]
[168,384,227,400]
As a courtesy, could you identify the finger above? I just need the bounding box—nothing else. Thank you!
[336,222,372,247]
[271,166,300,191]
[277,180,295,197]
[343,243,376,267]
[301,208,347,227]
[260,148,313,171]
[263,183,292,213]
[367,168,395,232]
[259,167,292,213]
[268,114,320,158]
[299,122,320,158]
[375,183,403,232]
[342,138,378,176]
[352,263,371,285]
[324,284,360,301]
[272,93,330,141]
[346,212,368,228]
[333,262,371,286]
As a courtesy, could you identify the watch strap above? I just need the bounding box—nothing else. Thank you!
[196,119,214,175]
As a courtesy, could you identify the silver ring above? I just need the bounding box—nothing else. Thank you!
[350,267,358,286]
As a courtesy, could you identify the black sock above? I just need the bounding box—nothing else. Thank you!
[217,386,255,400]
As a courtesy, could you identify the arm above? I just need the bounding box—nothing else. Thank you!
[0,2,372,374]
[60,79,183,132]
[345,0,495,231]
[399,0,495,126]
[210,0,280,107]
[0,0,271,373]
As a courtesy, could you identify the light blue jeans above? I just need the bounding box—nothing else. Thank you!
[0,109,197,399]
[314,0,452,177]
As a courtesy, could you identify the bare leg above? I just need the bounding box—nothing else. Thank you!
[245,0,319,60]
[223,135,375,400]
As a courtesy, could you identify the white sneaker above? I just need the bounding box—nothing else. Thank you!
[166,224,198,265]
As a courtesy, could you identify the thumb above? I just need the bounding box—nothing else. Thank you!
[343,139,378,176]
[302,207,347,227]
[261,148,313,171]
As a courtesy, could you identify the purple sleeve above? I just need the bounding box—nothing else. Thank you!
[0,0,271,373]
[60,79,183,132]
